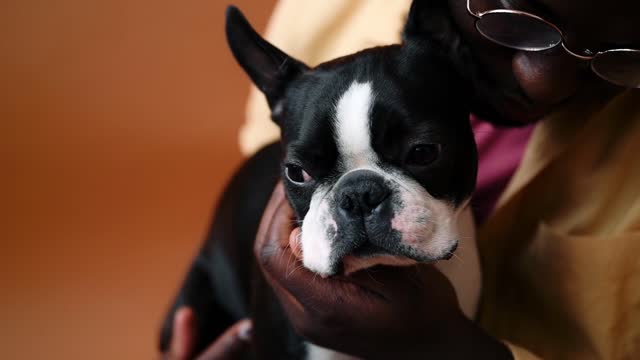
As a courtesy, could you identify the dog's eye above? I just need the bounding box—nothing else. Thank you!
[285,164,312,184]
[406,144,441,166]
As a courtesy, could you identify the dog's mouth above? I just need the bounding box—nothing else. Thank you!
[340,252,419,276]
[298,168,464,277]
[338,238,459,275]
[351,242,386,257]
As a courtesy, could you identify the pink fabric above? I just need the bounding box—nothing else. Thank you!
[470,115,534,224]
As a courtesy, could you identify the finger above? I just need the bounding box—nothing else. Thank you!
[254,191,295,262]
[256,197,383,309]
[195,319,252,360]
[254,185,412,305]
[167,307,196,360]
[254,185,453,316]
[262,247,443,313]
[254,182,289,252]
[277,203,295,248]
[289,227,302,259]
[259,242,372,314]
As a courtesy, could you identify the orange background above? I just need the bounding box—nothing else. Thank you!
[2,0,276,358]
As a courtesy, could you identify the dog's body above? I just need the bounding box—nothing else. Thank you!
[160,2,488,358]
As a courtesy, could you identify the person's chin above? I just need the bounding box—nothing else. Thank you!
[472,76,552,126]
[498,99,549,125]
[485,89,553,125]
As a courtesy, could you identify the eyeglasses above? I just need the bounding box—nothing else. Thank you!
[466,0,640,88]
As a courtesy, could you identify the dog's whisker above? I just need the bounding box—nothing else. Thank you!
[450,252,464,264]
[286,263,305,278]
[286,247,297,270]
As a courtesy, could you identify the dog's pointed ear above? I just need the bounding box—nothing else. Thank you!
[402,0,463,56]
[225,6,308,114]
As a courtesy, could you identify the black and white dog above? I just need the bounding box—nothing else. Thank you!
[161,1,498,358]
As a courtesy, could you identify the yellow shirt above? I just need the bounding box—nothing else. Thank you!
[479,90,640,359]
[240,1,640,358]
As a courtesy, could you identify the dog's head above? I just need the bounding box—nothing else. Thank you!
[226,1,479,276]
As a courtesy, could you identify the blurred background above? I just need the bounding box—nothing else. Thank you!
[2,0,276,358]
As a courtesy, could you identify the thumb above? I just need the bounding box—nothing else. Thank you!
[195,319,252,360]
[166,307,197,360]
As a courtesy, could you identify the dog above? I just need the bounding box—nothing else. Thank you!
[160,1,497,358]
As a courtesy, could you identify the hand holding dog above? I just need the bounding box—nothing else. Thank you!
[253,183,512,359]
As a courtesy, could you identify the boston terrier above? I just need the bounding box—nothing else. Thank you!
[160,0,498,358]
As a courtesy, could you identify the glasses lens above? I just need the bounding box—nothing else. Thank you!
[476,11,562,51]
[591,50,640,88]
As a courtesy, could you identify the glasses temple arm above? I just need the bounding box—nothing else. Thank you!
[466,0,482,19]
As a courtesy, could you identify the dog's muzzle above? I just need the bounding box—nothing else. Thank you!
[336,169,390,221]
[328,170,396,264]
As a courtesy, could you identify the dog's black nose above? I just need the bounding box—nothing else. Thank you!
[336,170,390,218]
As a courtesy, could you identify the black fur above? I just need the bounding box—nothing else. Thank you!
[160,1,488,358]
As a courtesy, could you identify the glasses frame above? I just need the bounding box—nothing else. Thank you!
[466,0,640,87]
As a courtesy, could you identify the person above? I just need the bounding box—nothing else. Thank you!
[163,0,640,358]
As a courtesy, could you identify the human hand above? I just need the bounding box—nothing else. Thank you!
[161,307,252,360]
[253,183,512,359]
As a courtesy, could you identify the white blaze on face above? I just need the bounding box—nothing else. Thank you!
[334,81,377,168]
[300,81,377,276]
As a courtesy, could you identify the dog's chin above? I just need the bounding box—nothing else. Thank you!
[342,254,418,275]
[302,246,459,277]
[299,223,461,277]
[338,239,460,275]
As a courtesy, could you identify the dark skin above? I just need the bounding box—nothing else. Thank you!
[253,184,512,359]
[454,0,640,123]
[164,0,640,358]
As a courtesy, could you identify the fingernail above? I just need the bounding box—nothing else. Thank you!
[238,321,253,341]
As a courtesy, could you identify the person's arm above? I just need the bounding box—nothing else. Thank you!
[253,183,513,359]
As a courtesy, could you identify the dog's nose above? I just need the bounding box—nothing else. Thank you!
[336,170,390,217]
